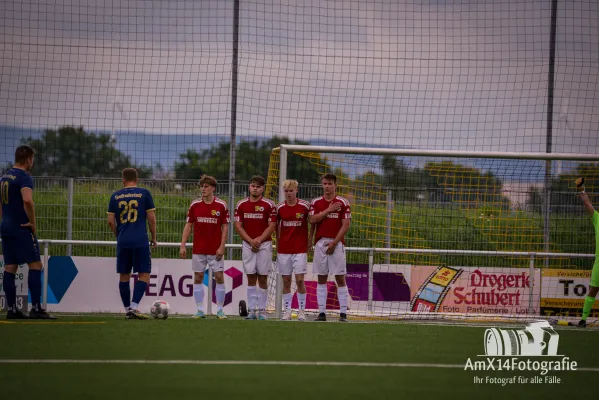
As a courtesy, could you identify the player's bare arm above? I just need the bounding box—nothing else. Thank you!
[107,213,117,236]
[20,187,37,235]
[255,221,277,247]
[234,221,260,249]
[326,218,351,255]
[309,201,341,224]
[576,178,595,216]
[179,222,193,259]
[216,222,228,261]
[147,209,157,249]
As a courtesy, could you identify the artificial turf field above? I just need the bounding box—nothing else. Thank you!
[0,314,597,399]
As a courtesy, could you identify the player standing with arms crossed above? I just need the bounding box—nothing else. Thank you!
[180,175,229,319]
[1,146,55,319]
[107,168,157,319]
[234,176,276,320]
[575,177,598,327]
[309,173,351,322]
[274,179,311,321]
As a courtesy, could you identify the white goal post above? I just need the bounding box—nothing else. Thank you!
[271,145,599,321]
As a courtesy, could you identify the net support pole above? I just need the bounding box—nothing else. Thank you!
[528,254,535,315]
[367,249,374,312]
[66,178,74,256]
[543,0,558,268]
[42,241,49,309]
[207,267,214,316]
[227,0,240,261]
[274,147,288,318]
[385,189,392,264]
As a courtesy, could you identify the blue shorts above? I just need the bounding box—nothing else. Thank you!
[1,231,41,266]
[116,246,151,274]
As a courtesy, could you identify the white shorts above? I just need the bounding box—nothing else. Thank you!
[277,253,308,275]
[313,238,346,276]
[242,241,272,275]
[192,254,224,273]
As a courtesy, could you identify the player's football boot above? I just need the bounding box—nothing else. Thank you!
[244,312,257,320]
[339,313,348,322]
[192,311,206,319]
[125,309,148,320]
[281,310,292,321]
[577,319,587,328]
[258,312,268,320]
[297,310,306,321]
[6,309,28,320]
[216,310,227,319]
[316,312,327,321]
[28,308,57,320]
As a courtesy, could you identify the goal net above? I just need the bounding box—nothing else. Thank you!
[266,145,599,323]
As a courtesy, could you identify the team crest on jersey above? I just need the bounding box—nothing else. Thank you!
[211,209,221,216]
[255,206,265,212]
[296,213,304,219]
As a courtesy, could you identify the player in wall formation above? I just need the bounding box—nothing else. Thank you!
[1,145,596,324]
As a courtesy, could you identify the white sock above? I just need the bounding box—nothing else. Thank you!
[297,292,306,311]
[337,286,349,314]
[258,287,267,312]
[317,284,327,313]
[247,285,257,313]
[215,283,226,311]
[283,292,292,311]
[130,302,138,310]
[193,284,205,312]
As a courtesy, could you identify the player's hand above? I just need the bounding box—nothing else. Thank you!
[326,202,342,213]
[575,177,585,192]
[21,222,36,235]
[179,245,187,259]
[215,246,225,261]
[325,241,338,255]
[150,239,158,250]
[249,238,260,252]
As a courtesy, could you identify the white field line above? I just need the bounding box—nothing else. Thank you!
[0,359,598,371]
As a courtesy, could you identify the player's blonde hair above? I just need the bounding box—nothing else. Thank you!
[283,179,298,190]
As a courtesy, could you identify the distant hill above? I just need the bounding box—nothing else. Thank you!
[0,124,573,181]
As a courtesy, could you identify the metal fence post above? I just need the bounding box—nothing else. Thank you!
[207,267,214,316]
[368,249,374,312]
[42,241,50,309]
[66,178,74,256]
[528,254,535,315]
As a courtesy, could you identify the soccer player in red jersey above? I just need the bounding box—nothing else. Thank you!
[309,173,351,322]
[234,176,276,320]
[274,179,311,321]
[180,175,229,319]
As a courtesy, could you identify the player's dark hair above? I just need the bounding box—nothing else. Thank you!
[199,174,217,187]
[321,173,337,183]
[250,175,265,186]
[122,168,138,182]
[14,145,35,164]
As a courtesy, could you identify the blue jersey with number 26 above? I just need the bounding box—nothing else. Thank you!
[0,168,34,236]
[107,187,155,248]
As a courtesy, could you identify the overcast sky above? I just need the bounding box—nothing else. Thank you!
[1,0,598,157]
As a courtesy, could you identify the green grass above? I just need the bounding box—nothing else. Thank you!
[0,316,597,399]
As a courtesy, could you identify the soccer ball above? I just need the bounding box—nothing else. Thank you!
[150,300,171,319]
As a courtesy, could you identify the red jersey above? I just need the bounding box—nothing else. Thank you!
[309,195,351,244]
[186,197,229,255]
[275,199,310,254]
[234,197,276,242]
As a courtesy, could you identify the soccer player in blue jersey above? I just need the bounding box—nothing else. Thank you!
[1,146,55,319]
[107,168,157,319]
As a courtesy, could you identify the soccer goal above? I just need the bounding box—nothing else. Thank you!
[265,144,599,323]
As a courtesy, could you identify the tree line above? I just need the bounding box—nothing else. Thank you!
[14,125,596,212]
